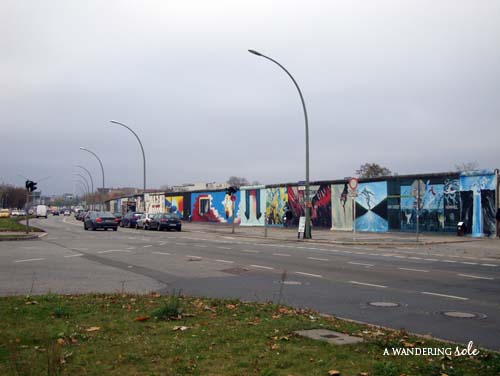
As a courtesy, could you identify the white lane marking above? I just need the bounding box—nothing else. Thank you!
[349,281,387,288]
[295,271,322,278]
[355,252,367,255]
[158,242,166,245]
[442,260,457,263]
[398,267,429,273]
[341,251,352,254]
[241,250,260,253]
[71,248,88,251]
[143,245,153,248]
[215,259,234,264]
[64,254,84,258]
[349,261,374,267]
[14,258,45,263]
[274,253,291,257]
[308,257,329,261]
[97,250,132,254]
[217,246,232,250]
[482,264,498,267]
[421,292,469,301]
[461,262,477,265]
[152,252,171,256]
[408,257,422,260]
[186,255,202,259]
[458,274,494,280]
[424,258,438,261]
[394,255,407,259]
[194,244,207,248]
[250,264,274,270]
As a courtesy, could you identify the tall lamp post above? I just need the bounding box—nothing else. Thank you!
[75,164,95,210]
[248,49,312,238]
[79,147,105,210]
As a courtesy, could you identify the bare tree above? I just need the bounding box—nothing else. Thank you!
[227,176,250,188]
[455,161,479,172]
[355,163,392,179]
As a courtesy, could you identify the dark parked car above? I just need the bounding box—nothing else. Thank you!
[84,211,119,231]
[113,212,123,226]
[121,212,143,228]
[149,213,182,231]
[52,210,60,216]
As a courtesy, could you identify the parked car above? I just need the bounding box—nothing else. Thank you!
[121,212,143,228]
[113,212,123,226]
[84,211,119,231]
[10,209,19,217]
[36,205,48,218]
[149,213,182,231]
[52,210,60,216]
[135,213,156,230]
[63,210,70,216]
[0,209,10,218]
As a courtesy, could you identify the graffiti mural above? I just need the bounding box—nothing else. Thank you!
[331,183,353,230]
[355,181,388,232]
[286,185,331,228]
[460,171,496,237]
[443,178,460,230]
[239,186,266,226]
[191,191,240,223]
[165,195,184,217]
[265,187,288,226]
[400,180,444,232]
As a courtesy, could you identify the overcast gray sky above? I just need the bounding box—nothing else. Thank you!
[1,0,499,196]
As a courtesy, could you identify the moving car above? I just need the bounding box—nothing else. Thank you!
[121,212,143,228]
[0,209,10,218]
[135,213,155,230]
[148,213,182,231]
[52,210,60,216]
[36,205,48,218]
[63,210,71,216]
[84,211,119,231]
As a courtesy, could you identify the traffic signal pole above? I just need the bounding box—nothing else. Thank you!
[25,188,30,234]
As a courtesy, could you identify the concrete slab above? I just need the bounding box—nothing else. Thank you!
[294,329,363,345]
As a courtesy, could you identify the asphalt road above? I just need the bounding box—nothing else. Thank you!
[1,215,499,350]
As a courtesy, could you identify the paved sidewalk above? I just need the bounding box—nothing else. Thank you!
[183,221,493,246]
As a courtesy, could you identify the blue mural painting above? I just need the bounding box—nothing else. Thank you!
[460,170,496,237]
[191,191,241,224]
[239,186,266,226]
[355,181,388,232]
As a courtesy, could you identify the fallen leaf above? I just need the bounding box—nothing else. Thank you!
[25,301,38,305]
[172,326,189,331]
[359,373,369,376]
[134,316,150,322]
[56,338,65,345]
[403,341,415,348]
[328,370,341,376]
[85,327,101,332]
[226,304,236,310]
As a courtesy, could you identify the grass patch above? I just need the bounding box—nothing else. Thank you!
[0,217,42,232]
[0,293,498,375]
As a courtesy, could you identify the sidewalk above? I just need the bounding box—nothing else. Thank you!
[183,222,491,246]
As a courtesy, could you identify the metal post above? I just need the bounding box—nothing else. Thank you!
[248,49,311,239]
[231,200,236,234]
[25,189,30,234]
[76,165,95,210]
[80,147,105,210]
[353,196,356,240]
[416,182,420,243]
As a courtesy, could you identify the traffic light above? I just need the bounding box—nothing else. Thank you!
[30,182,37,192]
[226,186,238,195]
[25,180,37,192]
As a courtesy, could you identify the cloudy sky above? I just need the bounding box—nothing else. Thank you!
[1,1,499,195]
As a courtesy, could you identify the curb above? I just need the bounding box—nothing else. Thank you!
[0,232,46,242]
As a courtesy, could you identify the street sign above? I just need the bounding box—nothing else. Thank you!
[230,195,236,202]
[298,216,306,234]
[348,177,359,191]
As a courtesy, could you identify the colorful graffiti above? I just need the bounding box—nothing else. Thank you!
[460,171,496,237]
[355,181,388,232]
[239,186,266,226]
[191,191,240,223]
[400,180,444,232]
[265,187,288,226]
[287,185,332,228]
[165,195,184,217]
[331,183,353,230]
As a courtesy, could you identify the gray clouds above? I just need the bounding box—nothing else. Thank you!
[1,0,499,194]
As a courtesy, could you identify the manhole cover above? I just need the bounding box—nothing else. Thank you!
[443,311,478,319]
[369,302,399,307]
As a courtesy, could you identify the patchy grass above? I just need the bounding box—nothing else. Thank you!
[0,294,498,375]
[0,217,42,232]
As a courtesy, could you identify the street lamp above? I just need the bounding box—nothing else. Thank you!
[248,49,312,238]
[75,165,95,210]
[79,147,105,209]
[110,120,146,194]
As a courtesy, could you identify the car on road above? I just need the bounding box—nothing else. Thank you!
[135,213,155,230]
[121,212,143,228]
[0,209,10,218]
[36,205,48,218]
[63,210,71,216]
[52,210,60,216]
[113,212,123,226]
[84,211,119,231]
[148,213,182,231]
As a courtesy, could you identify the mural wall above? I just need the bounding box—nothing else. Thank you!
[265,187,288,226]
[239,186,266,226]
[165,195,184,217]
[145,193,165,215]
[287,184,332,228]
[331,183,353,231]
[355,181,388,232]
[190,191,241,223]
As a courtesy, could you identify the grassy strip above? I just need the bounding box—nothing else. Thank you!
[0,294,498,375]
[0,217,42,232]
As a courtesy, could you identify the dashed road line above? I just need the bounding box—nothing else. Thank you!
[14,258,45,263]
[424,258,438,261]
[349,281,387,288]
[421,292,469,301]
[308,257,329,261]
[295,271,322,278]
[481,264,498,267]
[215,259,234,264]
[461,262,478,265]
[64,254,84,258]
[348,261,373,267]
[458,274,494,280]
[97,250,132,254]
[143,245,153,248]
[194,244,207,248]
[398,267,429,273]
[273,253,291,257]
[241,250,260,253]
[152,252,171,256]
[217,246,232,250]
[442,260,457,263]
[250,264,274,270]
[186,255,202,259]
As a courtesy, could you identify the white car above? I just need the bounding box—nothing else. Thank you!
[64,210,71,216]
[36,205,48,218]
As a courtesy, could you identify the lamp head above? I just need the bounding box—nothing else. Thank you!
[248,49,263,57]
